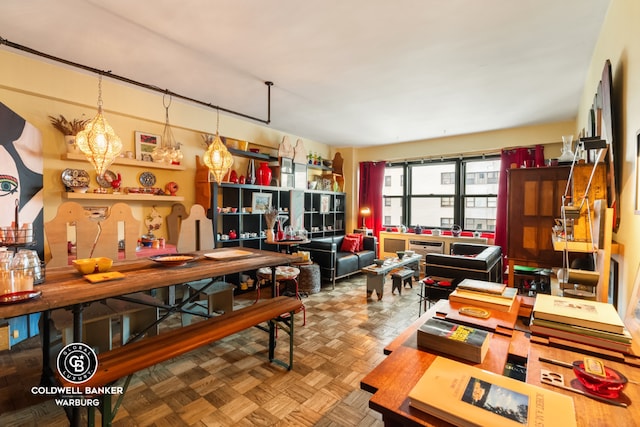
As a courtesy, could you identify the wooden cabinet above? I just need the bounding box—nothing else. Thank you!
[507,166,568,286]
[507,164,610,294]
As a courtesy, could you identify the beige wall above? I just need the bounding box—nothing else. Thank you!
[575,0,640,315]
[336,121,575,234]
[0,49,330,258]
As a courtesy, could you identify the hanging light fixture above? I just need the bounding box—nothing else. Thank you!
[203,109,233,184]
[153,93,183,165]
[76,75,122,177]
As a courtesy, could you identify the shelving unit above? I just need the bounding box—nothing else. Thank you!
[59,153,186,203]
[212,183,345,250]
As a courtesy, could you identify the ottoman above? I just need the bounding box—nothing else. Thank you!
[298,263,321,294]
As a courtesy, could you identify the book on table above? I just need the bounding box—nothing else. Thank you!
[529,322,631,353]
[456,278,507,296]
[532,294,625,334]
[409,356,577,427]
[417,317,491,363]
[448,288,517,313]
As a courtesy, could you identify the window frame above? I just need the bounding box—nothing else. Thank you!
[381,155,499,231]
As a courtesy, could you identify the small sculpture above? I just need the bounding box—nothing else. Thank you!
[293,139,307,164]
[165,181,179,196]
[110,173,122,191]
[278,136,294,159]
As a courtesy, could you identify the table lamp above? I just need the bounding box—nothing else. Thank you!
[360,207,371,230]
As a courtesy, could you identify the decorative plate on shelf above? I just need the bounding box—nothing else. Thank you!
[61,168,90,188]
[139,171,156,188]
[96,170,117,188]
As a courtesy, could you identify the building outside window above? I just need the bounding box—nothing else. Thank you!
[381,157,499,231]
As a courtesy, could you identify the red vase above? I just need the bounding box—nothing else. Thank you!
[276,220,284,241]
[257,162,272,186]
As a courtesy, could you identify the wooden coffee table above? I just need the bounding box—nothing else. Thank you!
[361,254,421,300]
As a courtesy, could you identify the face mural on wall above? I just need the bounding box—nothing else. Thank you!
[0,102,44,258]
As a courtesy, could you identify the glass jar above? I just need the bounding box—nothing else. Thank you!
[11,251,34,292]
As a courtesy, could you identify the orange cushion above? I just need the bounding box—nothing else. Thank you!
[346,233,364,252]
[340,236,360,253]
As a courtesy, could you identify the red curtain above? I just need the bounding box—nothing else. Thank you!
[358,161,386,238]
[494,145,542,259]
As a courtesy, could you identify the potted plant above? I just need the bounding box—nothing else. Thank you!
[49,114,89,153]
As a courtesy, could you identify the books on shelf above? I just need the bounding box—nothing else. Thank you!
[449,287,517,313]
[532,294,625,334]
[417,317,491,363]
[456,278,507,295]
[409,356,577,427]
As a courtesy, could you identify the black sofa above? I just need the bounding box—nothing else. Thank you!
[300,235,377,288]
[425,242,502,287]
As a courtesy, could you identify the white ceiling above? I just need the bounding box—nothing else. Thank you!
[0,0,610,147]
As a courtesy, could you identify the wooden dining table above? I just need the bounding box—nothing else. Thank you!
[0,247,302,385]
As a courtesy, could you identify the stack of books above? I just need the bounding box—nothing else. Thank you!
[530,294,632,352]
[417,317,491,363]
[409,356,577,427]
[448,279,518,313]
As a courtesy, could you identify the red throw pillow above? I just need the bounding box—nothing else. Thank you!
[346,233,364,252]
[340,236,360,253]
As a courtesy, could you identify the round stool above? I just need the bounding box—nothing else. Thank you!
[256,265,305,329]
[297,263,321,294]
[256,266,300,295]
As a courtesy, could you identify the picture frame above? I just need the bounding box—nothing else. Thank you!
[624,262,640,342]
[289,190,304,230]
[135,131,161,162]
[280,157,293,174]
[294,163,307,190]
[320,194,330,213]
[251,192,272,214]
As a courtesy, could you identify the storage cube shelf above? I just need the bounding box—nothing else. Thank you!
[212,182,345,251]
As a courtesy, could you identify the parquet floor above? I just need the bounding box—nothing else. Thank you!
[0,273,422,426]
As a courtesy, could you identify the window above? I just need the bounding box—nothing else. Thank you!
[441,197,454,207]
[382,165,404,226]
[441,172,455,185]
[381,157,499,231]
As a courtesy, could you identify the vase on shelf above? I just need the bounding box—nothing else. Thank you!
[257,162,272,186]
[266,229,275,242]
[246,159,256,184]
[276,219,284,241]
[65,135,80,154]
[558,135,574,163]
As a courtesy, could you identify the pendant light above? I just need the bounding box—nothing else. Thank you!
[203,109,233,184]
[153,94,183,164]
[75,75,122,177]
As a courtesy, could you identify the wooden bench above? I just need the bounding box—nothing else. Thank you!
[58,296,303,426]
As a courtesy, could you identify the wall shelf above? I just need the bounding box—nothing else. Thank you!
[552,236,597,253]
[62,192,184,202]
[61,153,186,171]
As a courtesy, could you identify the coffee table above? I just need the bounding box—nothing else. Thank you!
[361,254,421,300]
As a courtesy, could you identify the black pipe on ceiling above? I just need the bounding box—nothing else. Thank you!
[0,36,273,125]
